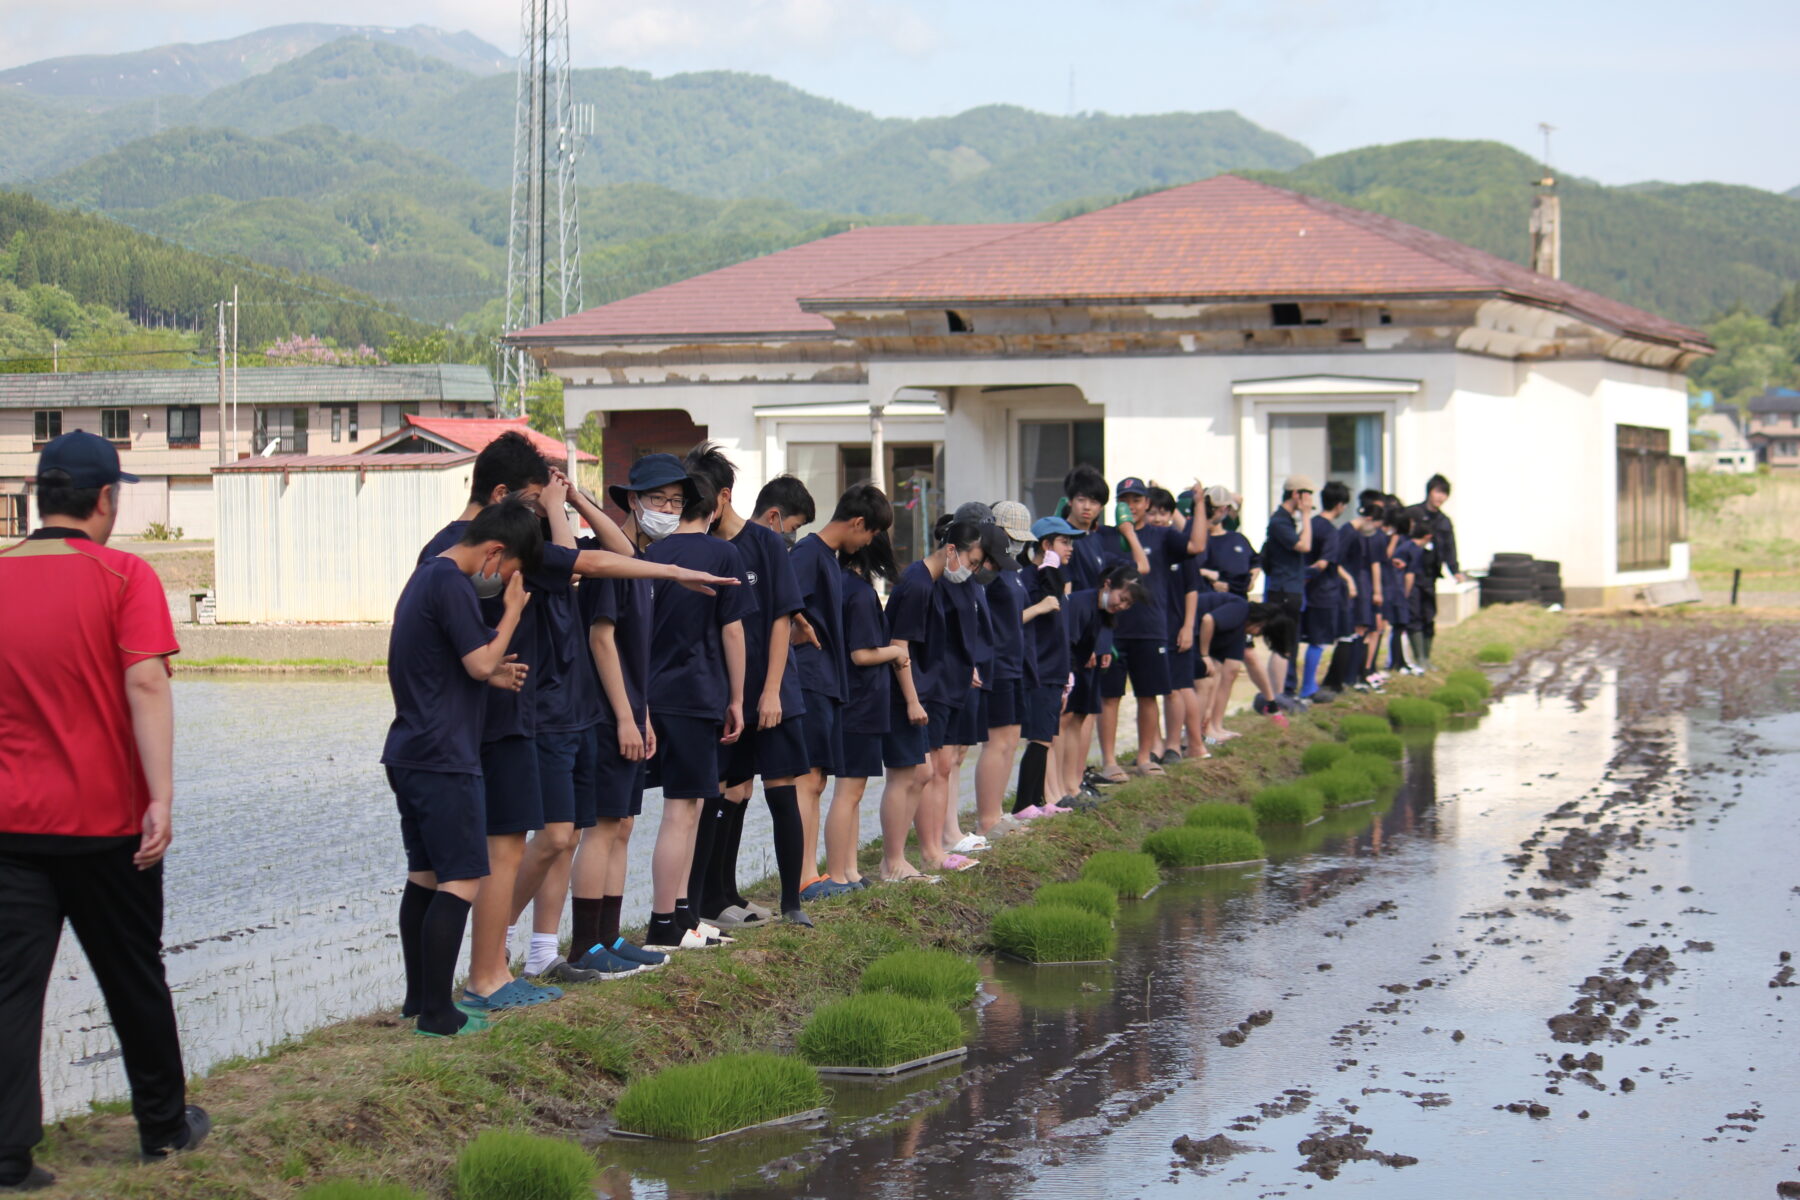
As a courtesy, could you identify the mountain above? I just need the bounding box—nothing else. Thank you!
[0,23,508,103]
[188,39,476,140]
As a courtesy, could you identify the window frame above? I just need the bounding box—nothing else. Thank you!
[33,410,62,445]
[166,405,202,447]
[100,407,132,443]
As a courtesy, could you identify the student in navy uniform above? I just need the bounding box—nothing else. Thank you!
[817,530,905,894]
[1298,481,1352,702]
[1317,494,1379,696]
[1012,516,1074,817]
[682,444,814,929]
[1038,564,1146,814]
[942,507,1005,858]
[1258,474,1316,708]
[1056,466,1113,782]
[1404,474,1463,667]
[973,501,1037,838]
[638,467,757,949]
[1379,507,1418,676]
[384,499,539,1037]
[1198,485,1259,598]
[1192,588,1251,743]
[929,513,992,870]
[1143,485,1204,764]
[1404,522,1436,671]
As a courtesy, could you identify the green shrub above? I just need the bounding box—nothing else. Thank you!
[1385,697,1447,729]
[989,905,1117,963]
[1142,826,1265,867]
[1034,880,1120,921]
[1341,752,1400,792]
[1348,732,1404,760]
[797,993,963,1068]
[1301,741,1352,773]
[1080,851,1162,898]
[1431,685,1481,713]
[613,1054,824,1141]
[1309,767,1375,808]
[1445,667,1493,698]
[1184,802,1257,833]
[1337,713,1391,739]
[454,1130,594,1199]
[858,949,981,1008]
[1252,781,1326,825]
[301,1185,423,1200]
[1477,642,1515,664]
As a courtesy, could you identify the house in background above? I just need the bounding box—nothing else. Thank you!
[362,413,595,470]
[1690,405,1756,474]
[1746,388,1800,470]
[508,174,1710,608]
[0,364,495,538]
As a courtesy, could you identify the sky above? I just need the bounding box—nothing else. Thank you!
[3,0,1794,192]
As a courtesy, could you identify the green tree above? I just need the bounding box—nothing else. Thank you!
[517,373,603,463]
[1690,310,1800,405]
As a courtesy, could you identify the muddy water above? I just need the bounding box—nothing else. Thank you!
[598,621,1800,1199]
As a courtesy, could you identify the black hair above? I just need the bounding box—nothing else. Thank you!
[830,482,893,533]
[840,528,900,584]
[470,430,549,504]
[1357,499,1384,519]
[683,440,736,499]
[1382,493,1404,516]
[1145,486,1176,514]
[1099,562,1149,618]
[1320,480,1350,510]
[1245,601,1296,655]
[461,494,545,573]
[682,472,718,525]
[977,522,1019,572]
[754,474,815,524]
[1425,473,1451,497]
[1384,510,1413,536]
[1358,487,1385,510]
[1062,464,1108,505]
[933,515,983,553]
[35,467,108,521]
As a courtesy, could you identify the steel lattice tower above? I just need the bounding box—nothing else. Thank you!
[501,0,583,401]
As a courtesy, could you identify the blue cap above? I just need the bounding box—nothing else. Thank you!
[609,452,696,510]
[36,430,138,488]
[1030,515,1083,540]
[1115,476,1147,499]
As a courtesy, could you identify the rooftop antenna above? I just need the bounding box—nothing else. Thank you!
[1530,121,1561,279]
[501,0,584,407]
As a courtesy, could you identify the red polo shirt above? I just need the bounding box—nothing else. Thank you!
[0,529,180,837]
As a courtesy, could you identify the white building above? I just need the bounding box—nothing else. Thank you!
[509,176,1708,607]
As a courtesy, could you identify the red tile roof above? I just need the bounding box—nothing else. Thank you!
[391,415,596,463]
[215,452,476,473]
[804,175,1707,352]
[507,224,1040,342]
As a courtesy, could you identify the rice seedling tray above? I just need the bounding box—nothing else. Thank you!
[609,1107,830,1143]
[814,1047,968,1078]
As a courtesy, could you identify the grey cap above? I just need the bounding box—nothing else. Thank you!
[953,500,994,526]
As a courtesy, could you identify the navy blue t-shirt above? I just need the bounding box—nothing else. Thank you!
[789,533,847,703]
[1066,589,1113,669]
[936,573,983,706]
[841,570,891,736]
[1024,563,1070,686]
[985,568,1031,686]
[1262,508,1307,595]
[1114,524,1191,641]
[644,532,757,722]
[581,568,652,730]
[1302,515,1343,610]
[535,537,604,733]
[886,560,950,708]
[1341,526,1377,601]
[1064,523,1121,592]
[383,556,494,775]
[1203,530,1258,597]
[729,521,807,720]
[1193,590,1250,642]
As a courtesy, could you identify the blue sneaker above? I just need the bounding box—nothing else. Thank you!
[571,945,648,977]
[603,938,668,968]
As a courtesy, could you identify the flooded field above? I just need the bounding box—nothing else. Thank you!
[583,619,1800,1199]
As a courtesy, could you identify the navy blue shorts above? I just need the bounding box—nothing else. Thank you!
[1022,683,1062,742]
[881,715,929,769]
[924,700,956,752]
[388,766,489,883]
[537,726,599,829]
[1210,624,1248,662]
[1166,640,1195,687]
[798,689,843,777]
[650,712,722,800]
[1301,601,1340,646]
[1103,637,1172,699]
[1066,663,1104,716]
[840,728,887,779]
[722,714,812,785]
[1351,585,1375,631]
[591,721,648,819]
[947,690,988,746]
[987,678,1025,728]
[480,735,543,837]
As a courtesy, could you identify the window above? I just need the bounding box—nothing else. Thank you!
[33,411,61,444]
[1616,424,1686,571]
[101,408,131,442]
[1019,419,1104,524]
[789,440,943,565]
[381,402,419,435]
[326,404,360,443]
[167,406,201,446]
[253,407,308,455]
[1269,413,1383,513]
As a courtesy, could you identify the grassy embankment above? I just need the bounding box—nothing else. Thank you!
[37,604,1565,1199]
[1687,470,1800,604]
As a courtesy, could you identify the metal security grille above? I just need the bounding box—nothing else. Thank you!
[1616,424,1685,571]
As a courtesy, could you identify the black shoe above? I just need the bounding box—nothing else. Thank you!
[1079,784,1105,803]
[1308,688,1339,705]
[0,1166,54,1193]
[782,908,815,928]
[142,1106,210,1161]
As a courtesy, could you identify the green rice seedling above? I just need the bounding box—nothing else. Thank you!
[1431,685,1481,714]
[613,1054,825,1141]
[858,948,982,1008]
[454,1130,595,1200]
[1034,880,1120,921]
[1446,667,1493,698]
[1251,781,1326,825]
[1080,851,1162,898]
[1336,713,1391,739]
[989,904,1117,963]
[1383,697,1446,729]
[300,1185,423,1200]
[1184,802,1257,833]
[796,993,964,1069]
[1348,732,1404,761]
[1301,741,1352,773]
[1341,752,1400,792]
[1477,642,1515,664]
[1309,766,1375,809]
[1142,826,1265,868]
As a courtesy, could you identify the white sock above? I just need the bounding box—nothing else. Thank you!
[526,932,560,975]
[505,925,517,958]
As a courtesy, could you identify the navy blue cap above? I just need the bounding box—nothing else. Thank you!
[37,430,138,488]
[1030,515,1084,540]
[609,452,697,510]
[1115,476,1147,499]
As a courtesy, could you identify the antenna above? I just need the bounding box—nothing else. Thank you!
[1530,122,1561,279]
[1537,121,1556,182]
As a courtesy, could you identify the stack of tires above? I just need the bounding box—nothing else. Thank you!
[1481,554,1546,607]
[1533,560,1565,607]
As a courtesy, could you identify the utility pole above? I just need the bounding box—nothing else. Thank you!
[216,300,228,465]
[1530,122,1561,279]
[229,284,239,461]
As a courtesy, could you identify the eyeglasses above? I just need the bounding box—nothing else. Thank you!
[636,491,685,513]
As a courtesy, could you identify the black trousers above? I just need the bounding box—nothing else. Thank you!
[1417,586,1439,641]
[0,839,187,1174]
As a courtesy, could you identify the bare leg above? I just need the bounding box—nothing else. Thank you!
[466,833,524,997]
[605,817,633,895]
[795,767,828,878]
[1243,652,1278,704]
[1136,696,1164,765]
[1098,695,1123,771]
[1164,687,1186,753]
[651,798,700,912]
[917,746,954,868]
[1042,731,1068,805]
[1179,684,1208,758]
[942,744,970,846]
[975,725,1019,833]
[1267,652,1289,699]
[1208,662,1243,737]
[824,776,869,883]
[511,823,578,924]
[879,763,925,879]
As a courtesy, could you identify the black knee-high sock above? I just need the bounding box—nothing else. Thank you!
[764,784,805,913]
[708,800,748,914]
[417,890,472,1035]
[569,897,603,960]
[688,797,726,919]
[398,880,433,1018]
[720,800,750,908]
[598,895,623,945]
[1014,742,1048,814]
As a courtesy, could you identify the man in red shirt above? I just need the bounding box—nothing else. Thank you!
[0,431,209,1192]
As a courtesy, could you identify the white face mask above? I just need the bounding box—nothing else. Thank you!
[943,549,974,585]
[635,502,680,542]
[1099,589,1114,612]
[472,553,506,599]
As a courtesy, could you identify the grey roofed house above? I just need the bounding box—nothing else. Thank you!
[0,363,497,409]
[1746,387,1800,413]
